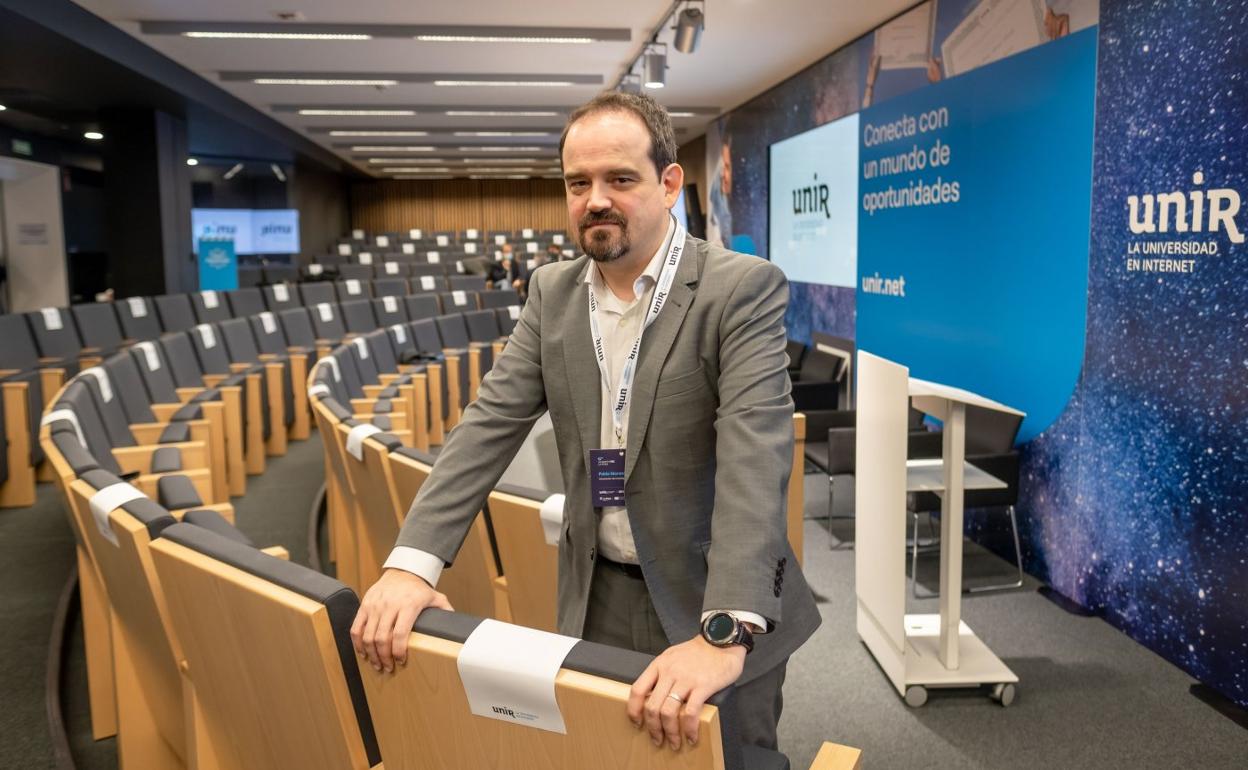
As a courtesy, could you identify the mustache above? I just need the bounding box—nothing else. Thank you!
[578,211,627,230]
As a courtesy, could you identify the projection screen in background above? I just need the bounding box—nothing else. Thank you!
[192,208,300,255]
[768,113,860,287]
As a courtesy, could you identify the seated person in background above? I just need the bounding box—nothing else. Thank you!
[547,243,565,263]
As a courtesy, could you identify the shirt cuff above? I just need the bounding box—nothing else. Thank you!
[701,610,770,634]
[382,546,444,588]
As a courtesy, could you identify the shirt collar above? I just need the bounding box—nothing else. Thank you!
[585,216,676,299]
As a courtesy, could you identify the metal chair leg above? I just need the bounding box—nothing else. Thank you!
[966,505,1025,594]
[828,475,855,550]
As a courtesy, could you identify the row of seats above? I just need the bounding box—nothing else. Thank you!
[306,326,856,770]
[338,226,568,250]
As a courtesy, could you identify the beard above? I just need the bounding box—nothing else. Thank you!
[578,210,630,263]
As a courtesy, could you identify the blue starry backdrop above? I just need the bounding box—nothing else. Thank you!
[1021,0,1248,707]
[706,0,1247,707]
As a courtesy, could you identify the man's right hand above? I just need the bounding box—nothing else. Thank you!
[351,568,454,673]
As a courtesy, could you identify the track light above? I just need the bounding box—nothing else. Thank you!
[270,163,286,182]
[643,46,667,89]
[223,163,244,180]
[84,131,104,140]
[619,74,642,94]
[673,5,704,53]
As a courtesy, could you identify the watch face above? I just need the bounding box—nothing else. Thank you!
[706,613,736,643]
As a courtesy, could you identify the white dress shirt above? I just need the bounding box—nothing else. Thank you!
[384,217,767,632]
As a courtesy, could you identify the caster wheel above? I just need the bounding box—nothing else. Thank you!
[990,683,1016,707]
[904,685,928,707]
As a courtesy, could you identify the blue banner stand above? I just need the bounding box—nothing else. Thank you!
[198,237,239,291]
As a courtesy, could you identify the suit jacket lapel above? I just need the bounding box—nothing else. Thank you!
[563,262,601,472]
[624,234,701,483]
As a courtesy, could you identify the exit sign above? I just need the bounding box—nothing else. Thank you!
[11,138,32,156]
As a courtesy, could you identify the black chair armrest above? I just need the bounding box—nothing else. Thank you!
[791,381,840,412]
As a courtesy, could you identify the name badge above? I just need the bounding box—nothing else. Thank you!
[588,449,626,507]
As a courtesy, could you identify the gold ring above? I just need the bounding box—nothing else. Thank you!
[667,692,684,704]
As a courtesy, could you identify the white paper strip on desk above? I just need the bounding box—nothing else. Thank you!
[273,284,289,302]
[352,229,365,240]
[409,228,423,240]
[874,2,935,70]
[452,290,467,306]
[346,279,361,295]
[494,233,506,245]
[338,243,353,256]
[522,228,534,239]
[260,312,277,334]
[526,242,539,253]
[196,324,217,349]
[358,252,373,265]
[941,0,1045,78]
[317,303,334,322]
[345,423,383,461]
[552,234,564,245]
[376,235,390,247]
[308,264,324,276]
[420,276,436,290]
[466,228,479,239]
[437,235,449,246]
[457,619,580,734]
[127,297,148,317]
[464,242,477,253]
[539,494,565,546]
[385,261,400,274]
[201,290,219,309]
[88,482,146,547]
[427,252,441,264]
[40,307,63,330]
[402,243,416,254]
[382,296,398,313]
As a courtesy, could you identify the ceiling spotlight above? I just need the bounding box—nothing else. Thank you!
[223,163,244,180]
[348,146,436,152]
[185,31,372,40]
[452,131,552,137]
[270,163,286,182]
[619,74,642,94]
[0,104,7,111]
[84,131,104,140]
[643,46,667,89]
[673,5,705,53]
[186,158,199,166]
[459,158,542,164]
[393,175,454,180]
[456,146,544,152]
[379,167,453,173]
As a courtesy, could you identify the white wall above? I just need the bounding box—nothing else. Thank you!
[0,157,68,312]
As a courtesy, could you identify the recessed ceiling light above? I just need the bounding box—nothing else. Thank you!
[186,158,199,166]
[434,80,575,87]
[0,104,7,111]
[328,130,430,137]
[367,158,444,165]
[470,174,531,179]
[416,35,593,44]
[185,31,372,40]
[298,109,416,116]
[349,146,436,152]
[379,167,452,173]
[457,146,544,152]
[83,131,104,140]
[393,175,454,180]
[452,131,552,137]
[445,110,559,117]
[460,158,543,164]
[254,78,398,86]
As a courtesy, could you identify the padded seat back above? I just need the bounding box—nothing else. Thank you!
[103,354,159,424]
[371,278,409,298]
[337,264,373,283]
[495,306,521,336]
[226,288,266,318]
[52,381,122,474]
[409,319,444,355]
[78,367,138,448]
[479,290,521,310]
[463,310,501,343]
[0,313,42,370]
[439,291,478,313]
[339,299,377,334]
[299,282,336,307]
[71,303,126,351]
[25,308,84,358]
[363,330,401,375]
[262,282,301,312]
[191,291,231,324]
[447,275,486,293]
[249,312,290,356]
[114,297,163,341]
[332,348,367,400]
[308,302,347,341]
[189,324,233,375]
[219,319,262,362]
[262,265,299,286]
[129,341,181,403]
[403,294,441,320]
[158,333,207,389]
[374,262,408,279]
[154,294,198,333]
[487,485,558,632]
[370,295,407,328]
[335,279,371,303]
[347,338,381,386]
[279,309,317,349]
[434,314,471,349]
[148,523,381,770]
[409,263,445,280]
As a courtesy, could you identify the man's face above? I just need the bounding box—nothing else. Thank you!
[562,110,682,263]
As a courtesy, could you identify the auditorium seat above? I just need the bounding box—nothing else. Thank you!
[278,307,333,359]
[71,302,128,353]
[0,370,36,507]
[190,290,232,324]
[180,327,270,471]
[435,313,488,405]
[403,293,441,320]
[487,484,559,632]
[219,317,309,441]
[409,263,446,280]
[0,313,61,465]
[371,278,409,299]
[338,263,373,282]
[495,305,521,336]
[308,301,350,343]
[300,282,337,307]
[371,295,407,328]
[114,296,163,341]
[374,261,408,279]
[383,324,445,446]
[340,299,379,335]
[147,522,382,770]
[478,289,521,310]
[439,290,479,313]
[262,282,301,312]
[358,608,858,770]
[226,287,266,318]
[25,307,106,366]
[192,321,288,455]
[447,275,487,293]
[336,278,372,302]
[262,264,299,286]
[154,294,198,333]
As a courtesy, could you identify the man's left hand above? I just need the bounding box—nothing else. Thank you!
[627,636,746,751]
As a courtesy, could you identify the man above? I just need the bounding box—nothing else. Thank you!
[351,91,820,753]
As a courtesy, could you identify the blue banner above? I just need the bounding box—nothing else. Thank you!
[198,237,238,291]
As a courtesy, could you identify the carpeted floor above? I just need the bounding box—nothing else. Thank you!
[2,443,1245,768]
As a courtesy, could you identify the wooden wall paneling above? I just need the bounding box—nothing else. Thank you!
[348,179,570,236]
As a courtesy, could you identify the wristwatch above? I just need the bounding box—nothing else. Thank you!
[701,611,754,653]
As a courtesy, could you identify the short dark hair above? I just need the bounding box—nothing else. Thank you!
[559,91,679,179]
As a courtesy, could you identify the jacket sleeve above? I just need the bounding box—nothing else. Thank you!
[393,267,549,563]
[702,260,795,627]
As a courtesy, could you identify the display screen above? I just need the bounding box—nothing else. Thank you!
[768,113,860,287]
[192,208,300,255]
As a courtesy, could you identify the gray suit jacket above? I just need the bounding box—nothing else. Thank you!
[396,233,821,683]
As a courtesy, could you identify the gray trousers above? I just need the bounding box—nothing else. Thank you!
[581,560,787,750]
